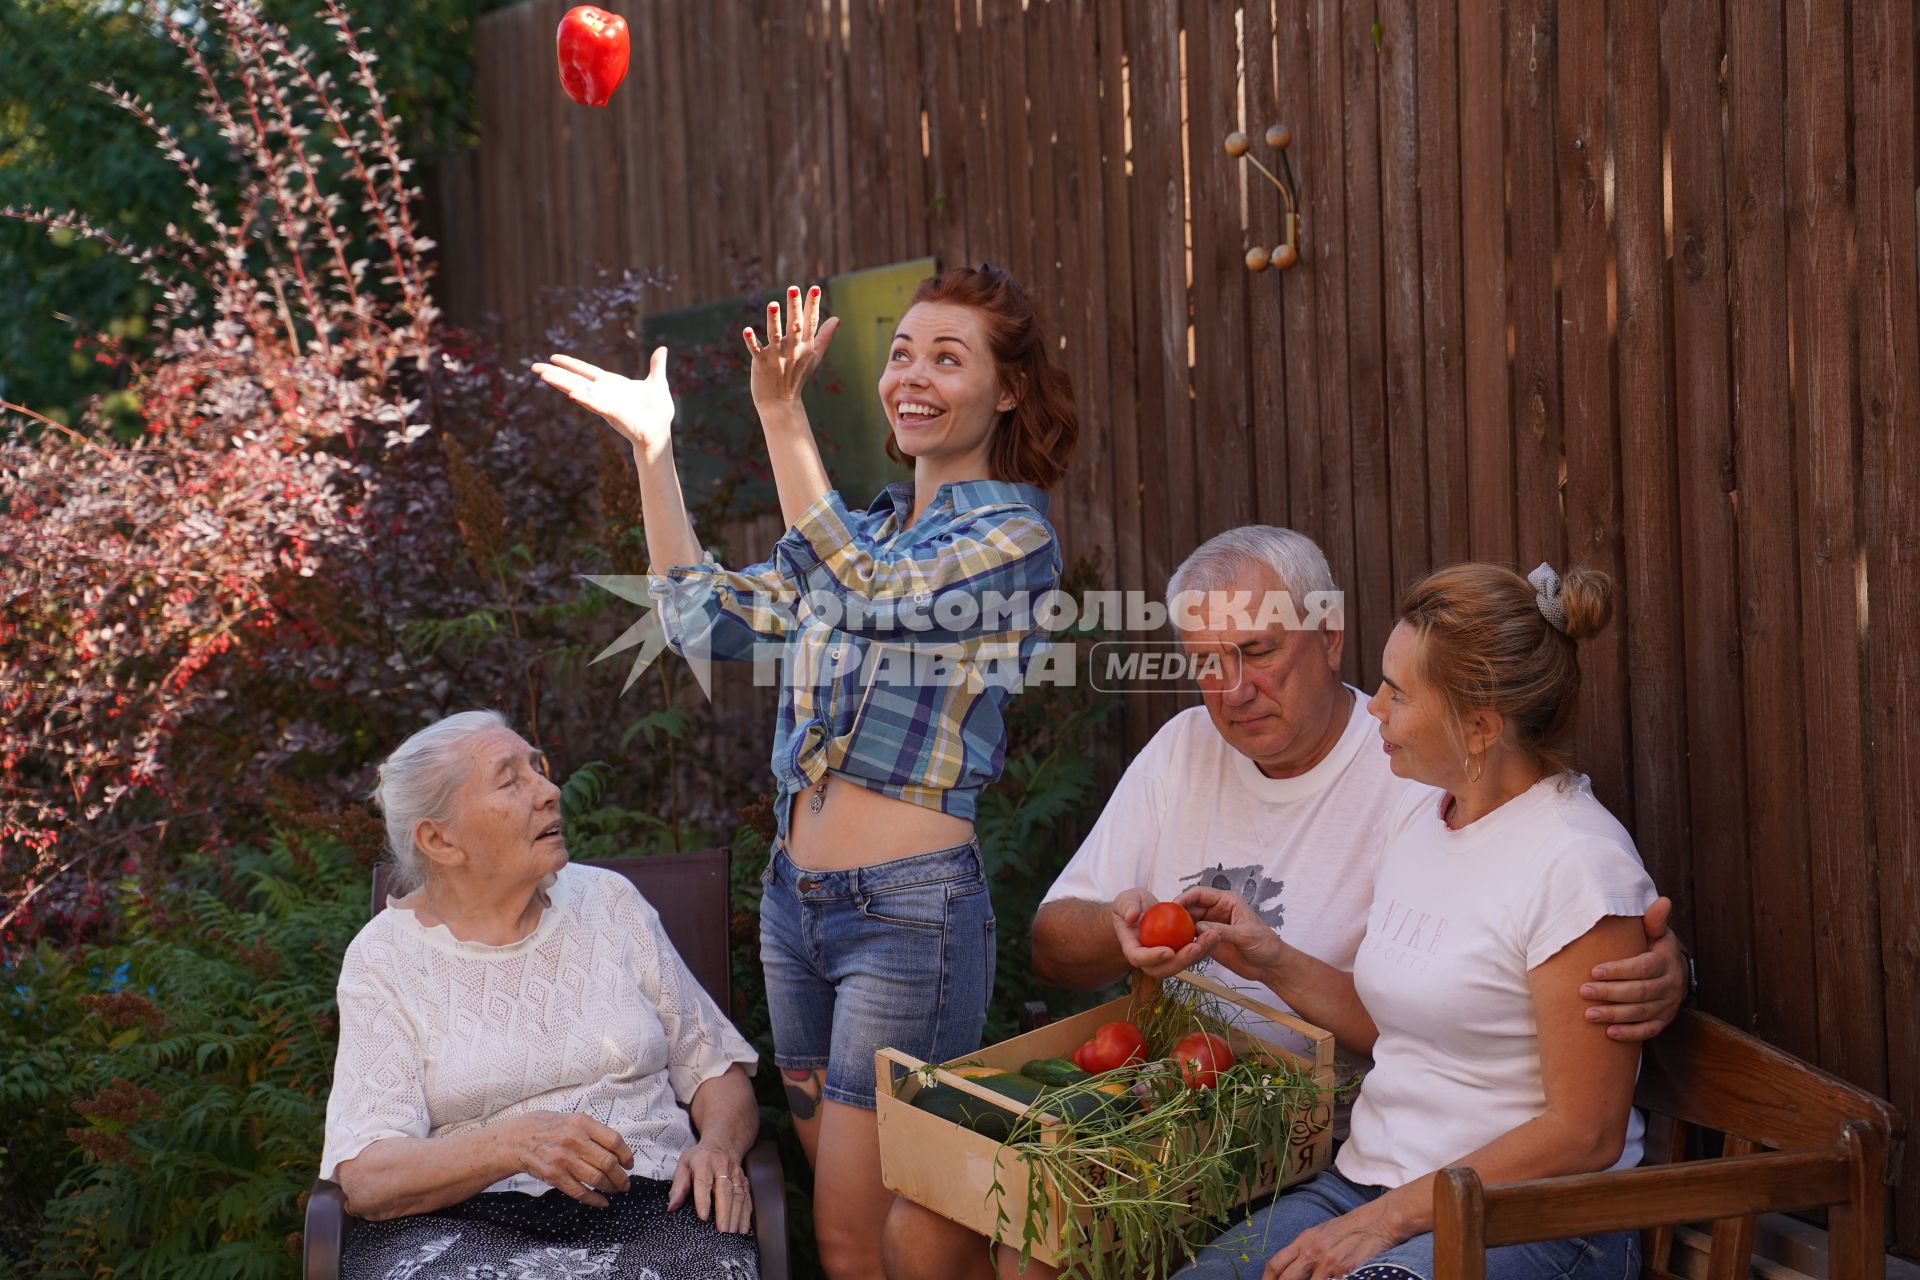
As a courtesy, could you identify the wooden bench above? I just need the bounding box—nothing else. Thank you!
[1433,1008,1903,1280]
[301,848,791,1280]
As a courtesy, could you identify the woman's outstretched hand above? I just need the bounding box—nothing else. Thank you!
[1176,885,1288,983]
[533,347,675,456]
[744,284,840,411]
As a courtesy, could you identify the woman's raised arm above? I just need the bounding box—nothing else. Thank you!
[743,284,839,528]
[533,346,703,572]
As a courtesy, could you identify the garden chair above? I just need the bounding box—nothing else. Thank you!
[302,847,791,1280]
[1431,1007,1903,1280]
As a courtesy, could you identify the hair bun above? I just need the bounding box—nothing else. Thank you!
[1556,566,1614,640]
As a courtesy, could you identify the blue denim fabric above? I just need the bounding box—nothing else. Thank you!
[759,839,996,1108]
[1177,1168,1639,1280]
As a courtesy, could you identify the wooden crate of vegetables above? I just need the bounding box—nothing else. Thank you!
[875,970,1337,1275]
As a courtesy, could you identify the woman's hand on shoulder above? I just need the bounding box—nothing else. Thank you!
[743,285,839,414]
[534,348,675,458]
[503,1111,635,1209]
[668,1139,753,1235]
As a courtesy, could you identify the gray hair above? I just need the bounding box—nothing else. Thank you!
[1166,525,1340,621]
[369,708,511,894]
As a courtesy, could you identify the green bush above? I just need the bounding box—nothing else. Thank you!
[0,830,363,1276]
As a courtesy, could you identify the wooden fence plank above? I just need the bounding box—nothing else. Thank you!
[1725,0,1819,1058]
[1019,1,1070,555]
[824,0,853,273]
[1504,0,1564,574]
[788,0,826,280]
[1093,0,1153,756]
[1667,0,1755,1017]
[1457,0,1512,565]
[1376,0,1428,607]
[494,2,536,351]
[1339,0,1389,689]
[988,0,1034,284]
[1306,0,1357,682]
[1607,0,1693,946]
[761,3,805,285]
[1123,0,1188,626]
[1854,0,1920,1238]
[474,13,516,340]
[1053,0,1109,581]
[1553,0,1628,824]
[1274,0,1323,548]
[1785,0,1886,1095]
[846,0,889,270]
[721,0,772,292]
[957,0,1001,265]
[612,0,659,309]
[535,0,573,309]
[1413,0,1465,570]
[1095,0,1142,596]
[1240,0,1289,533]
[1183,0,1254,540]
[917,0,968,272]
[881,0,925,263]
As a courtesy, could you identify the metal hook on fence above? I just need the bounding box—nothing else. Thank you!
[1224,124,1301,272]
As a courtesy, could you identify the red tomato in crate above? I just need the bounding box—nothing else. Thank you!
[1071,1020,1148,1074]
[1136,901,1196,951]
[1170,1031,1236,1089]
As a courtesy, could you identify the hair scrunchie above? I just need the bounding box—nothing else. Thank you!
[1529,562,1569,634]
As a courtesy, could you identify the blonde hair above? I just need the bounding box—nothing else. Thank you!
[1395,563,1612,775]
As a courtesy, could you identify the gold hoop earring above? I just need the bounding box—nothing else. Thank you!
[1464,752,1484,784]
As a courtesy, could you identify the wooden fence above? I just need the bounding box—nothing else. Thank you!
[431,0,1920,1251]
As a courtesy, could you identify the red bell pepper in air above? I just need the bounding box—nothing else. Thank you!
[556,6,630,107]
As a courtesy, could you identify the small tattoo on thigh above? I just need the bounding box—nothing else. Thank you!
[781,1068,820,1121]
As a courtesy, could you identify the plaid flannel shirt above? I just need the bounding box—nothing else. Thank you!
[648,481,1062,839]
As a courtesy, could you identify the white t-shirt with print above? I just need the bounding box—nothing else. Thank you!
[1041,689,1415,1045]
[1336,774,1657,1189]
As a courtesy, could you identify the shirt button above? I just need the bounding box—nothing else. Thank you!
[914,591,932,604]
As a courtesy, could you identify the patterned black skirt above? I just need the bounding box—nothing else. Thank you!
[339,1177,758,1280]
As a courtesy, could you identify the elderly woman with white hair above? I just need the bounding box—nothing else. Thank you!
[320,709,762,1279]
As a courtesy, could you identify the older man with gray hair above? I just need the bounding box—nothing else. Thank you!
[880,526,1686,1280]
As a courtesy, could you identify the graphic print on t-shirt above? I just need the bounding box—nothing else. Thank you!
[1359,896,1451,975]
[1180,861,1287,928]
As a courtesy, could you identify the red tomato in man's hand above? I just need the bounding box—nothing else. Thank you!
[1170,1031,1236,1088]
[1136,901,1197,951]
[556,6,631,107]
[1074,1021,1148,1074]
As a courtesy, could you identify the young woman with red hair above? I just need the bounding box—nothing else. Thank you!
[536,265,1079,1279]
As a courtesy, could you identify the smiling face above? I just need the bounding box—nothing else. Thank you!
[413,726,568,890]
[1368,621,1464,787]
[877,300,1018,473]
[1179,566,1348,777]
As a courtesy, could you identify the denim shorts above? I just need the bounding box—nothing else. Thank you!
[758,838,997,1109]
[1177,1168,1638,1280]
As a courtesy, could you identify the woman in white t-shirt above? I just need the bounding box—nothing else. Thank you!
[320,710,762,1279]
[1176,563,1655,1280]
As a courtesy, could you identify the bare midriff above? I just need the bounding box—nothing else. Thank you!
[783,776,975,870]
